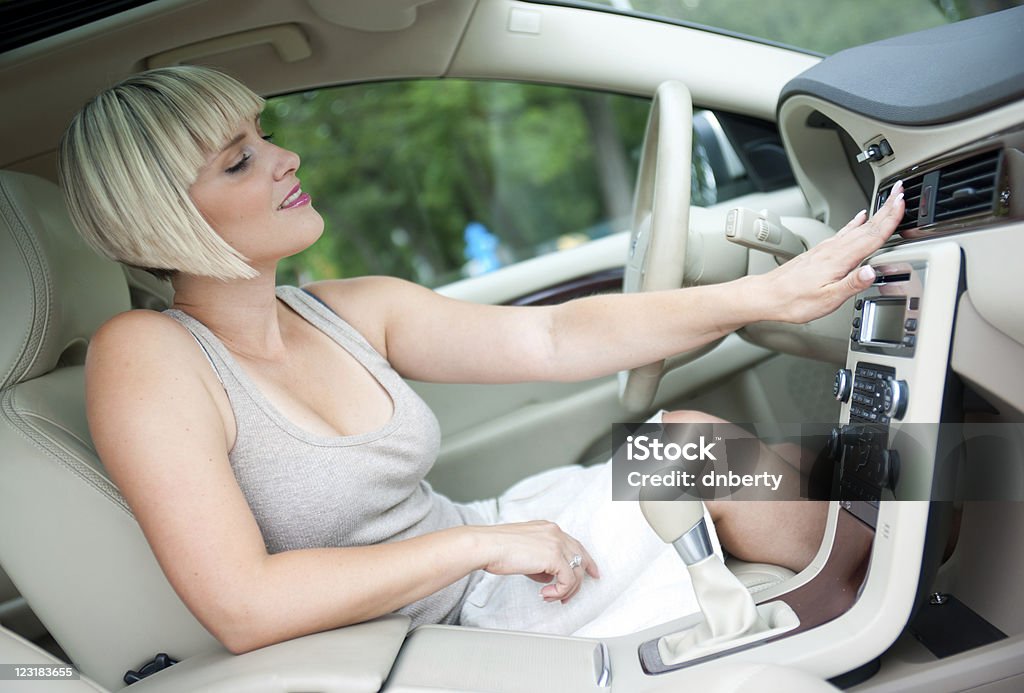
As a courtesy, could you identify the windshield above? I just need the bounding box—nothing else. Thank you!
[542,0,1023,55]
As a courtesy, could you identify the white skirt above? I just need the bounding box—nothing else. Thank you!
[458,413,722,638]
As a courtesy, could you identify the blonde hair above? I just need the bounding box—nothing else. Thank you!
[58,66,265,281]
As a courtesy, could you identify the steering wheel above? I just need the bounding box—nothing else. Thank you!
[619,80,694,412]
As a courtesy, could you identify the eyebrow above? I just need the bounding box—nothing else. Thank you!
[217,116,263,155]
[209,114,260,161]
[219,132,246,153]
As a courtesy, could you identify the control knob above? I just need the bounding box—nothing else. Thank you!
[833,368,852,403]
[882,378,909,419]
[828,425,845,461]
[875,449,901,491]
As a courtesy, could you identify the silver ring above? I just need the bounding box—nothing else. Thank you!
[568,554,583,570]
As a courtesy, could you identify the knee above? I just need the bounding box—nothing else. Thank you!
[661,409,728,425]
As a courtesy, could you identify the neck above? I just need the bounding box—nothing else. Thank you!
[170,265,289,359]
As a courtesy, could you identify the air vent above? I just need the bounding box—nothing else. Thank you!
[932,150,1001,223]
[880,149,1002,235]
[893,178,924,232]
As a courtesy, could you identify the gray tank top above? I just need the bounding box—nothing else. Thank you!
[164,285,484,627]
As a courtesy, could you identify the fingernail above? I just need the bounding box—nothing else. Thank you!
[893,179,903,192]
[856,209,867,219]
[895,192,904,202]
[858,265,875,281]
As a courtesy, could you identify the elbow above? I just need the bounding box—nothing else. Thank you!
[208,611,265,656]
[221,635,262,657]
[213,614,280,656]
[198,593,278,655]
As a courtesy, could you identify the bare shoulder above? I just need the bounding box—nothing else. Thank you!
[86,311,235,479]
[87,309,211,380]
[302,276,419,308]
[301,277,429,356]
[85,310,231,445]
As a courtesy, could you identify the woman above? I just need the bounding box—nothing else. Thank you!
[58,66,905,654]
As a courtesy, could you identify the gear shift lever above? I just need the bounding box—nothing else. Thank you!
[640,499,714,565]
[639,498,799,668]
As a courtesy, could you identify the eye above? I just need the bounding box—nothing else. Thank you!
[261,133,274,142]
[225,151,251,174]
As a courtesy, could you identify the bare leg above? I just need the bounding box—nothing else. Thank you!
[661,409,828,573]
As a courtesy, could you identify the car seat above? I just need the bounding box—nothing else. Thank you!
[0,170,221,691]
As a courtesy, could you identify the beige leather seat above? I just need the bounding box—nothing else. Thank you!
[0,171,222,691]
[0,624,106,692]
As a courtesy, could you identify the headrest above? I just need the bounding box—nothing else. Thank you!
[0,170,130,389]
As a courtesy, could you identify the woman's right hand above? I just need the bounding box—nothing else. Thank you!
[473,521,600,603]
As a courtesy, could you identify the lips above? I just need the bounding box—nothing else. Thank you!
[278,183,311,210]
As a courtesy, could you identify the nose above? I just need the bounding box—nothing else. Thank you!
[273,143,301,179]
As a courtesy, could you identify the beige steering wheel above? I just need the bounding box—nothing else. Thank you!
[620,80,694,412]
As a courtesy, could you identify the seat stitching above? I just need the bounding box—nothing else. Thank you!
[0,387,131,515]
[18,410,94,451]
[0,176,52,390]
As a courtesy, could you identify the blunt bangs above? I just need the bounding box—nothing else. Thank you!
[58,66,266,280]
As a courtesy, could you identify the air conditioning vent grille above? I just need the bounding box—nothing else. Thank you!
[879,148,1003,236]
[932,150,1001,223]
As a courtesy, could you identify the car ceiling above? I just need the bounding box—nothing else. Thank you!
[0,0,818,183]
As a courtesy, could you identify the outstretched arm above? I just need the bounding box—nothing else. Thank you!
[311,182,905,384]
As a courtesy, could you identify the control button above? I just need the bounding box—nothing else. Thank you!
[851,329,859,341]
[859,367,876,378]
[903,335,917,347]
[905,318,918,331]
[909,297,920,310]
[883,378,909,420]
[856,145,884,163]
[855,299,864,310]
[833,369,853,402]
[828,426,846,461]
[852,317,862,328]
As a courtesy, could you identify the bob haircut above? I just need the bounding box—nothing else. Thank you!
[58,66,265,281]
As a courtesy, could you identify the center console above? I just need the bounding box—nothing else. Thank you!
[830,242,962,528]
[383,241,965,692]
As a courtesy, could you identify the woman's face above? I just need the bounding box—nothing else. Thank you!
[189,115,324,274]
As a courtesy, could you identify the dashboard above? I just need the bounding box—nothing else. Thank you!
[766,7,1023,411]
[769,7,1024,516]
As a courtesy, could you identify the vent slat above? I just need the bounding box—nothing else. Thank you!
[937,174,996,193]
[933,203,992,221]
[939,157,1000,182]
[896,183,923,229]
[930,149,999,222]
[935,189,995,206]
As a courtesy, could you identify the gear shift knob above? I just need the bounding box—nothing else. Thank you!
[640,499,714,565]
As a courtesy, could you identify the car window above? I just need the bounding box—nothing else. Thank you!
[263,80,758,288]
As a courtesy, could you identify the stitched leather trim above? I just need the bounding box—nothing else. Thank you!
[0,175,52,390]
[0,386,131,515]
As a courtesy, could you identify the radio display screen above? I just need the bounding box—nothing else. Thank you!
[864,298,906,344]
